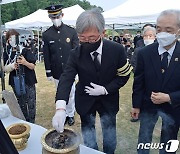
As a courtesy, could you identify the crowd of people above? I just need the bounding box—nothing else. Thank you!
[1,4,180,154]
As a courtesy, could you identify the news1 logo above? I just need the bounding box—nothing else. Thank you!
[165,140,179,152]
[137,140,179,152]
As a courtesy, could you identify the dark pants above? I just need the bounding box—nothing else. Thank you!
[12,84,36,123]
[137,110,179,154]
[80,100,116,154]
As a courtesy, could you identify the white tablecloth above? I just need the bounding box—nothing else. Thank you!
[0,104,104,154]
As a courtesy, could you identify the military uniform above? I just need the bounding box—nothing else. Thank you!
[43,4,79,126]
[42,23,79,79]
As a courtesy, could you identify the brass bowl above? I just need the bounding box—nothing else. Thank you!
[6,123,31,151]
[41,128,81,154]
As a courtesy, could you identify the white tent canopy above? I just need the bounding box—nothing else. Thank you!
[103,0,180,29]
[0,0,21,5]
[5,4,85,29]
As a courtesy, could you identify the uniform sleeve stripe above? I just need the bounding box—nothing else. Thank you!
[117,60,129,72]
[118,63,131,74]
[117,60,133,76]
[117,65,133,76]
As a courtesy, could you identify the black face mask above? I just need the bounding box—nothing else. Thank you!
[80,38,101,53]
[126,45,131,48]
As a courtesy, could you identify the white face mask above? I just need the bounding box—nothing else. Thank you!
[52,17,62,27]
[144,39,155,46]
[9,35,16,47]
[156,32,178,47]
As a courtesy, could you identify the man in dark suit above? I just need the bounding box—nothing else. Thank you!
[43,4,79,126]
[52,9,132,154]
[131,9,180,154]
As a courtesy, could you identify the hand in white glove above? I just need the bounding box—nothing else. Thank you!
[85,82,107,96]
[47,76,54,81]
[52,100,66,133]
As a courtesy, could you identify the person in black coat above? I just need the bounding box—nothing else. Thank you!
[3,29,37,123]
[113,35,121,43]
[133,30,143,48]
[42,4,79,126]
[52,9,132,154]
[131,10,180,154]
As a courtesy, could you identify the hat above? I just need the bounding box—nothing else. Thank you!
[45,4,63,18]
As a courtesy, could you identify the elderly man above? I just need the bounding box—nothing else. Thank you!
[131,26,156,74]
[42,4,79,126]
[52,9,132,154]
[131,9,180,154]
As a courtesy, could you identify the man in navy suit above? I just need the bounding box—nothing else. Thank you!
[131,9,180,154]
[52,9,132,154]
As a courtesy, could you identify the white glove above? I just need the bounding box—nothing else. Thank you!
[47,76,54,81]
[52,100,66,133]
[85,82,107,96]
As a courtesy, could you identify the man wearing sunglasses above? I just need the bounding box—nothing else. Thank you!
[42,4,79,126]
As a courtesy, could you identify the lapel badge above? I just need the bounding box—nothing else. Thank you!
[66,38,70,43]
[175,58,178,61]
[161,69,165,73]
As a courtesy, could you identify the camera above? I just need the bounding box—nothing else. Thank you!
[16,51,21,60]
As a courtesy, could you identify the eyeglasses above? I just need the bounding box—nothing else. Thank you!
[78,35,101,43]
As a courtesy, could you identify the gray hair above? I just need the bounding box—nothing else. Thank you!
[76,8,105,34]
[157,9,180,28]
[142,27,156,36]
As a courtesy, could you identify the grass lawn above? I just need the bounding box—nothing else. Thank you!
[1,63,180,154]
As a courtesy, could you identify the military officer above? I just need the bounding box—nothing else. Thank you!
[42,4,79,126]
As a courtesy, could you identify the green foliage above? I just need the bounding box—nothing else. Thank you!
[1,0,103,24]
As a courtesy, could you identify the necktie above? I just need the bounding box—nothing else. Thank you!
[92,52,101,72]
[161,52,169,75]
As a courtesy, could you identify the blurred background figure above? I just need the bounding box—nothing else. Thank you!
[113,35,121,43]
[108,35,113,41]
[3,29,37,123]
[131,26,156,74]
[119,32,127,45]
[124,40,134,62]
[135,23,155,48]
[133,30,143,48]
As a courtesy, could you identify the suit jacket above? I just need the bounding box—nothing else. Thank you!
[132,41,180,124]
[135,39,145,48]
[131,46,144,73]
[42,23,79,79]
[56,39,132,116]
[134,36,143,48]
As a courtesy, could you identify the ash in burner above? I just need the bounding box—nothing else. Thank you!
[52,134,68,149]
[45,129,78,150]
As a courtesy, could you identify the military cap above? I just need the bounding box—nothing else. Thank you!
[45,4,63,18]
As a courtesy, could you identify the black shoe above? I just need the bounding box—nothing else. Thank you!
[67,117,75,126]
[65,117,69,125]
[130,118,139,122]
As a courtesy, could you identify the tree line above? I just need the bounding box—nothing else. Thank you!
[1,0,102,24]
